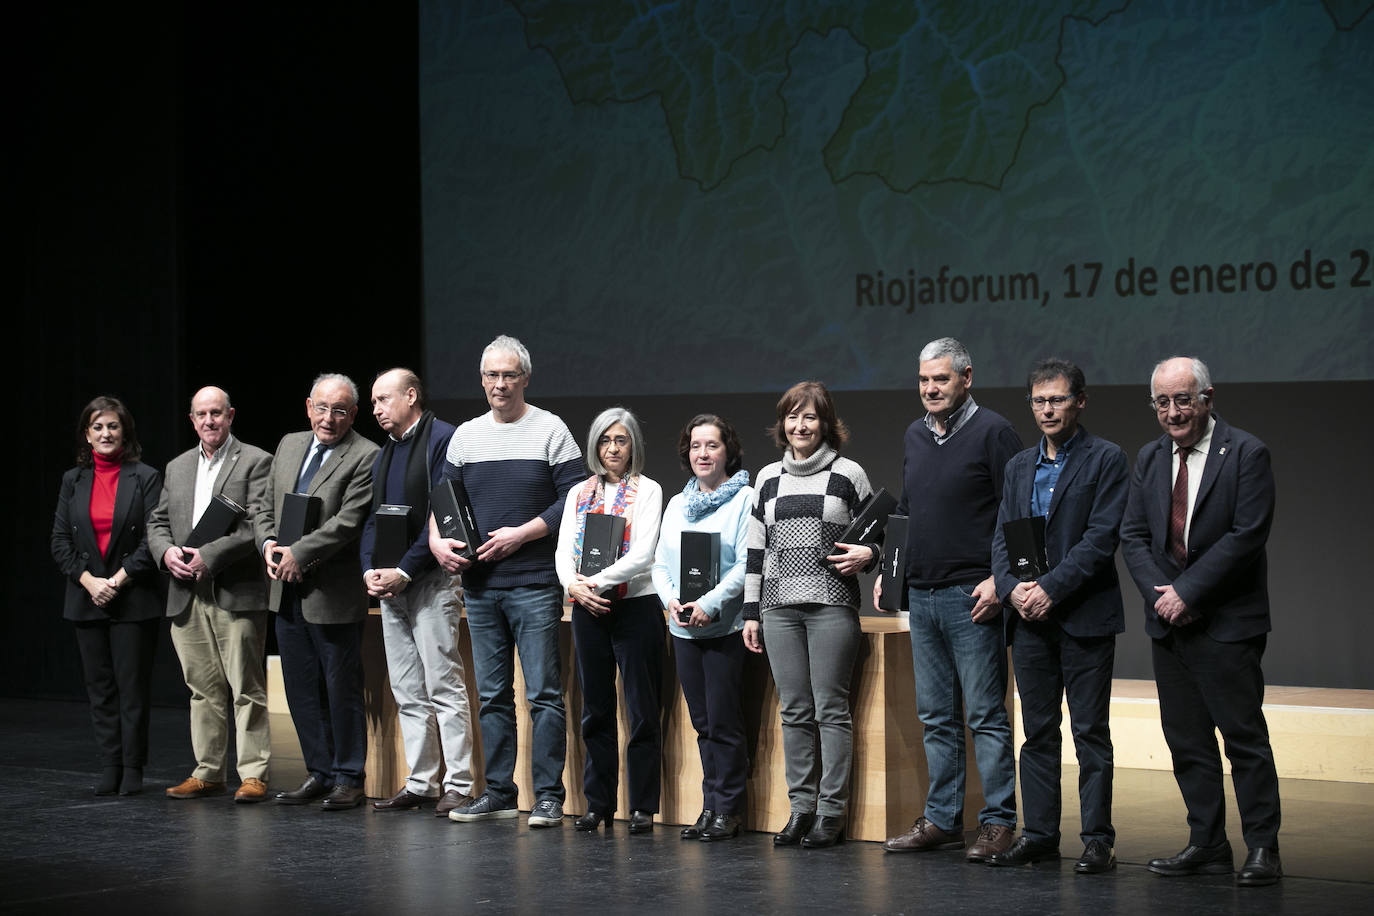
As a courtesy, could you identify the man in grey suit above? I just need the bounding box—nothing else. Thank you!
[258,373,380,810]
[148,386,274,803]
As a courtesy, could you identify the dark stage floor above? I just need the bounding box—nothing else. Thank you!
[1,698,1370,915]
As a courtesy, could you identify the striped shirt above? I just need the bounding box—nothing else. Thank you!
[441,404,584,589]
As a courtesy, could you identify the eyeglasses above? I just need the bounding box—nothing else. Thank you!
[482,370,524,383]
[1027,395,1073,409]
[310,404,351,419]
[598,435,630,449]
[1150,394,1205,412]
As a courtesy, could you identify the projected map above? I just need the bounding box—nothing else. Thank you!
[421,0,1373,397]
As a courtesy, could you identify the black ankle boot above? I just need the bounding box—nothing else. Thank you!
[95,765,122,796]
[801,815,846,848]
[773,812,816,846]
[119,767,143,796]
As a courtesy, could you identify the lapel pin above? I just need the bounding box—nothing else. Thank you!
[1218,447,1227,455]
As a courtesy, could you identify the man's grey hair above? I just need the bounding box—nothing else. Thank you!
[1149,357,1212,398]
[919,337,972,374]
[310,372,360,406]
[585,407,646,479]
[481,335,532,377]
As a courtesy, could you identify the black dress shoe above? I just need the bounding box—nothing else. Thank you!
[118,767,143,796]
[276,774,334,805]
[987,835,1060,867]
[628,810,655,834]
[681,809,715,840]
[700,813,740,842]
[801,815,845,848]
[95,765,122,797]
[1236,847,1282,886]
[773,812,816,846]
[372,788,428,811]
[574,811,606,831]
[321,785,366,810]
[1075,839,1117,874]
[1147,841,1234,876]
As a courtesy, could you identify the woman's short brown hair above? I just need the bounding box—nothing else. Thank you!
[76,395,142,467]
[769,380,849,452]
[677,413,743,475]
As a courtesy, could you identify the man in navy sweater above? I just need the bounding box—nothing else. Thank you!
[429,336,583,828]
[360,368,475,816]
[881,337,1022,861]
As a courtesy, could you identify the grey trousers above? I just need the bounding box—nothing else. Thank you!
[761,604,861,817]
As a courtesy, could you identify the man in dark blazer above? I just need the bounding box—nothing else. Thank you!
[1120,356,1281,887]
[988,359,1127,874]
[147,386,274,803]
[256,373,380,810]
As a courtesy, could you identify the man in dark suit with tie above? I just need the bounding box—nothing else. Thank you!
[988,359,1127,874]
[257,373,380,810]
[1120,356,1282,887]
[148,386,274,803]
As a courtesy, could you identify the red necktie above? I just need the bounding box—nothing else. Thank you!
[1168,446,1192,567]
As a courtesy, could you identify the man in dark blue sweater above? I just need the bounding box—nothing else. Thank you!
[881,337,1023,861]
[360,368,475,817]
[428,336,584,828]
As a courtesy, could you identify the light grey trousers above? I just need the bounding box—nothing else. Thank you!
[761,604,861,817]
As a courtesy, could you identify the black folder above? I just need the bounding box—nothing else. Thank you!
[578,513,627,577]
[374,504,412,569]
[185,494,246,549]
[835,487,898,546]
[876,514,909,612]
[277,492,322,547]
[430,479,480,560]
[1002,515,1049,581]
[680,531,720,605]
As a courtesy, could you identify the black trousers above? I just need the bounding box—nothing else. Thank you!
[275,596,367,787]
[1152,629,1281,849]
[673,632,747,815]
[73,617,159,767]
[571,595,665,815]
[1012,622,1116,846]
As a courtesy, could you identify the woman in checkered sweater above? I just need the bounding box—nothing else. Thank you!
[743,381,879,849]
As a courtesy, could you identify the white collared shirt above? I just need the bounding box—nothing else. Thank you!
[193,434,235,525]
[1171,416,1216,546]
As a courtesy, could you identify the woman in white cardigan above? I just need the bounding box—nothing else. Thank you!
[555,407,664,833]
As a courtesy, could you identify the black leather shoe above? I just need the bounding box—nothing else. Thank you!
[275,774,334,805]
[1236,847,1282,886]
[700,813,740,841]
[95,765,122,797]
[372,788,428,811]
[801,815,845,848]
[321,785,366,810]
[628,810,654,834]
[987,835,1060,867]
[1075,839,1117,874]
[681,809,715,840]
[773,812,816,846]
[1148,842,1234,876]
[118,767,143,796]
[574,811,606,831]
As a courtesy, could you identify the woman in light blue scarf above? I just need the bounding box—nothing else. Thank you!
[651,413,754,842]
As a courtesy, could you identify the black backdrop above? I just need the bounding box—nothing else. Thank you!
[12,2,1372,705]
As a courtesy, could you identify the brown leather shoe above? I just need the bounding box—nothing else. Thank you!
[884,816,966,853]
[166,776,227,800]
[234,778,269,803]
[435,789,474,817]
[967,823,1015,862]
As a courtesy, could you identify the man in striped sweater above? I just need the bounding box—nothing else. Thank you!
[428,335,584,828]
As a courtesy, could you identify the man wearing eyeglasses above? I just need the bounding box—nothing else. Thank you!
[1120,356,1281,886]
[258,373,380,810]
[429,335,583,828]
[987,359,1127,874]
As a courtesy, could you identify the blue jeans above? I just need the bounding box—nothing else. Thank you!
[908,584,1016,832]
[463,584,566,805]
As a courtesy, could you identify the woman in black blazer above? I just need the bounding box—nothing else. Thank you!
[50,396,163,796]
